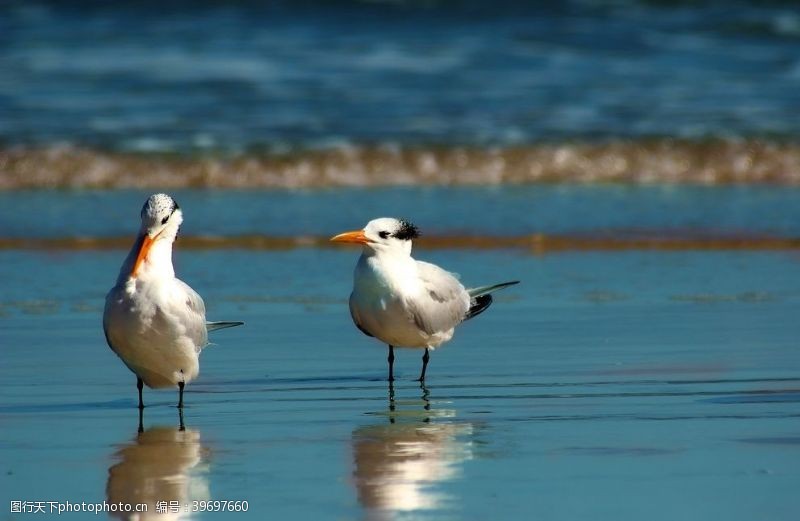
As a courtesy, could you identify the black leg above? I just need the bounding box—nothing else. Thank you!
[417,348,430,382]
[178,407,185,432]
[177,381,185,409]
[137,377,144,409]
[388,380,396,414]
[387,345,395,382]
[137,405,144,433]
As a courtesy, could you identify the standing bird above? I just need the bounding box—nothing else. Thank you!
[331,218,518,382]
[104,194,243,409]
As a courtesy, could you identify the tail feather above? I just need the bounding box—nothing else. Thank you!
[467,280,520,298]
[464,280,519,321]
[206,321,245,332]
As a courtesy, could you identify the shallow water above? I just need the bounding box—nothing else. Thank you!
[3,0,800,515]
[1,188,799,520]
[3,186,800,239]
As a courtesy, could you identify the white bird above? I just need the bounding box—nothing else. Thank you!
[331,217,518,382]
[103,194,243,409]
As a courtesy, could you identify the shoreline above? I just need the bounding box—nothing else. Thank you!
[2,233,799,252]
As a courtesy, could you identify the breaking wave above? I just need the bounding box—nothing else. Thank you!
[2,140,800,189]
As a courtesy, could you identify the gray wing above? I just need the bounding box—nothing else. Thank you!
[175,279,209,349]
[406,261,470,336]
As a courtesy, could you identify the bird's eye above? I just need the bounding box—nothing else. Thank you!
[378,231,390,239]
[161,215,169,225]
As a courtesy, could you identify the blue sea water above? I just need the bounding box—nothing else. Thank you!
[1,189,799,520]
[2,186,800,239]
[1,2,800,519]
[2,0,800,152]
[1,243,799,520]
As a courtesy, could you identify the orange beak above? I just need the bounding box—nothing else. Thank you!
[330,229,370,245]
[130,235,155,278]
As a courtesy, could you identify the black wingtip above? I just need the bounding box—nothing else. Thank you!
[206,321,245,332]
[465,294,493,321]
[468,280,521,298]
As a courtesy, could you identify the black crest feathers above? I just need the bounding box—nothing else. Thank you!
[393,220,420,241]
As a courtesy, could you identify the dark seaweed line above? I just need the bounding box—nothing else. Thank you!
[2,234,800,252]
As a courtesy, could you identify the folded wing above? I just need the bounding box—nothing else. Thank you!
[406,261,471,336]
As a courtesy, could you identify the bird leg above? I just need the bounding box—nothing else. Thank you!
[177,380,185,409]
[387,345,395,382]
[417,348,430,382]
[388,380,396,416]
[137,405,144,434]
[178,407,185,432]
[137,377,144,409]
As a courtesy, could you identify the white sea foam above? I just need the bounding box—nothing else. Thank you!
[2,140,799,189]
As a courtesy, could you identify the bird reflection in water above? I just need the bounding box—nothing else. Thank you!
[107,409,210,520]
[352,383,474,518]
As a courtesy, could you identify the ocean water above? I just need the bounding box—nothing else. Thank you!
[1,189,799,520]
[3,186,800,240]
[2,0,800,186]
[3,0,800,151]
[2,2,799,519]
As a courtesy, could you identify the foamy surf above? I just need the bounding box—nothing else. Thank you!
[2,140,800,189]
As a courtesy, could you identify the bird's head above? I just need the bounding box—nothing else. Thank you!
[331,217,420,256]
[140,193,182,238]
[131,193,182,277]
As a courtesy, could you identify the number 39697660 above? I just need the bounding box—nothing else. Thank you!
[191,501,249,512]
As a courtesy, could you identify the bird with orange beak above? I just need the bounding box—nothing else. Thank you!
[332,217,518,382]
[103,194,242,409]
